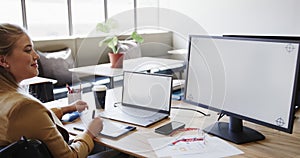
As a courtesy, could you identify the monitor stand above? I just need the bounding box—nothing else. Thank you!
[204,116,265,144]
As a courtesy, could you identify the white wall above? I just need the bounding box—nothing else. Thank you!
[159,0,300,48]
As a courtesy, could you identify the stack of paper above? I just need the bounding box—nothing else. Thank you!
[148,135,243,158]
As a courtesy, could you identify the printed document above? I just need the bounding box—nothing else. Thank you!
[148,135,243,158]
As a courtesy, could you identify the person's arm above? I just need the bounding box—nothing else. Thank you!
[51,100,88,119]
[8,99,94,158]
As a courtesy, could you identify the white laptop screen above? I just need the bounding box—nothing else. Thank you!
[122,71,172,111]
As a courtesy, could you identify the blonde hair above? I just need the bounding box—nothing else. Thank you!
[0,23,27,91]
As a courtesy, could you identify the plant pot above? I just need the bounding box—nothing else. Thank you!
[108,53,124,68]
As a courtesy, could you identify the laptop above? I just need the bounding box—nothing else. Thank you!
[99,71,173,127]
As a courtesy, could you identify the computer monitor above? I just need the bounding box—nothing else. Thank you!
[184,35,300,144]
[223,34,300,111]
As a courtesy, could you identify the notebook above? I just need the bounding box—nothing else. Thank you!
[73,119,136,139]
[99,71,173,127]
[100,120,136,138]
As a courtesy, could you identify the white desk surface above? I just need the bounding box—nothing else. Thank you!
[20,76,57,85]
[69,57,185,77]
[167,49,188,55]
[44,88,300,158]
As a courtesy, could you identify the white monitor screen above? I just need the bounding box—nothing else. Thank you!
[184,35,299,133]
[122,71,172,111]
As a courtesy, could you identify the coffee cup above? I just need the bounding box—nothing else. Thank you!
[92,85,107,109]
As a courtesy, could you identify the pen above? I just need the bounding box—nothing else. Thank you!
[92,110,95,119]
[73,127,84,132]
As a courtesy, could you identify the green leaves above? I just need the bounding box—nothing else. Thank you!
[96,19,118,33]
[96,19,144,54]
[98,36,119,54]
[131,31,144,43]
[107,37,118,54]
[96,23,110,33]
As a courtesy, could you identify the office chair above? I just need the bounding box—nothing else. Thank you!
[0,136,52,158]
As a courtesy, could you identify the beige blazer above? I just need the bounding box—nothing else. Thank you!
[0,91,94,158]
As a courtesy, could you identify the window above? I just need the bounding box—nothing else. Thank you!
[107,0,135,34]
[137,0,159,8]
[72,0,105,36]
[0,0,23,26]
[1,0,160,38]
[136,0,160,32]
[107,0,134,18]
[26,0,69,38]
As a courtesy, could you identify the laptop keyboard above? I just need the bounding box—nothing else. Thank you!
[99,106,168,126]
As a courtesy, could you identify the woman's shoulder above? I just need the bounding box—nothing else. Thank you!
[1,91,47,114]
[5,91,38,103]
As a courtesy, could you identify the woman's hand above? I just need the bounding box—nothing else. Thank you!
[85,117,103,138]
[72,100,88,112]
[61,100,88,114]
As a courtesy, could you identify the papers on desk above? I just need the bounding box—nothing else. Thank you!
[148,135,243,158]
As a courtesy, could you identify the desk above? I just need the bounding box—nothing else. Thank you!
[45,88,300,158]
[167,49,188,61]
[20,76,57,85]
[69,57,185,88]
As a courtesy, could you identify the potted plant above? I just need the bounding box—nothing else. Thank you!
[96,20,144,68]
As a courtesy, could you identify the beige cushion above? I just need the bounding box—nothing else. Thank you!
[37,48,79,87]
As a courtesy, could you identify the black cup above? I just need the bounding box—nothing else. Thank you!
[92,85,107,109]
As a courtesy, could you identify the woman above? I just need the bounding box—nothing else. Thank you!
[0,23,105,158]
